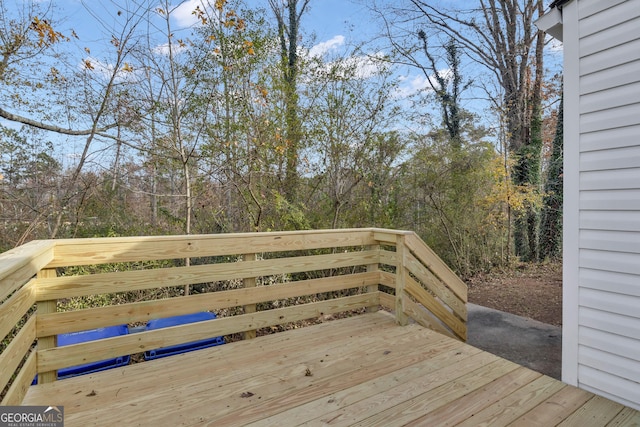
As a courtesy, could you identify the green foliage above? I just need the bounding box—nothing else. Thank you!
[540,96,563,260]
[403,130,511,276]
[0,0,560,278]
[267,192,310,231]
[512,85,545,262]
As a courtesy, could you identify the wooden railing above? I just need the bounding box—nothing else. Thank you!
[0,228,467,405]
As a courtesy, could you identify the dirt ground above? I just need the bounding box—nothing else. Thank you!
[467,262,563,326]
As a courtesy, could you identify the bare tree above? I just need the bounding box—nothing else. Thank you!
[0,1,116,136]
[0,1,150,238]
[305,49,401,228]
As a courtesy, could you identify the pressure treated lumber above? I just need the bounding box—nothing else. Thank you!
[22,312,639,427]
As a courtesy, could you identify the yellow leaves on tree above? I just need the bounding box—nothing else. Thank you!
[244,40,255,55]
[215,0,227,11]
[221,9,246,31]
[49,66,65,83]
[255,84,268,101]
[480,155,544,224]
[192,6,208,25]
[234,18,246,32]
[30,17,67,47]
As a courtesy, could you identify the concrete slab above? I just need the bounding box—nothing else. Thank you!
[467,303,562,380]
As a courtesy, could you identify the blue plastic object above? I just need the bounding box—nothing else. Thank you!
[32,325,130,384]
[144,312,225,360]
[57,324,131,378]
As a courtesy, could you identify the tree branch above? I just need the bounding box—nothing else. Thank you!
[0,106,116,135]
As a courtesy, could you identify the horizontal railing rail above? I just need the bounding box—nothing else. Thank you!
[0,228,467,405]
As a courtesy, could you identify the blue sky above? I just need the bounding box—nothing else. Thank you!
[22,0,562,108]
[7,0,562,167]
[46,1,565,110]
[49,0,430,97]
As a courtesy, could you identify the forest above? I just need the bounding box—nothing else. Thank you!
[0,0,562,277]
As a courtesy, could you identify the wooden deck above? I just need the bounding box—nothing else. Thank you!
[22,311,640,426]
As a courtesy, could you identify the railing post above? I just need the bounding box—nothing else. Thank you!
[395,235,409,326]
[366,244,379,313]
[243,253,257,340]
[36,268,57,384]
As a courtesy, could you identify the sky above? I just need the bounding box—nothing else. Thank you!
[6,0,562,168]
[31,0,563,115]
[48,0,434,100]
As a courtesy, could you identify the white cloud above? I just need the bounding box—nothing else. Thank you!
[341,52,387,79]
[80,56,140,82]
[308,35,345,58]
[394,74,430,98]
[81,56,115,77]
[171,0,205,28]
[394,68,451,99]
[306,36,387,80]
[153,42,188,56]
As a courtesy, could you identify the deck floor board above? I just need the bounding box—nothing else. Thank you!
[22,311,639,426]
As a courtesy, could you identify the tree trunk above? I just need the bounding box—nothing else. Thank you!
[269,0,310,202]
[539,95,563,260]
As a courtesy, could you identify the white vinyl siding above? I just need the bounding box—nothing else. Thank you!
[581,145,640,171]
[580,189,640,210]
[581,229,640,253]
[570,0,640,410]
[581,124,640,151]
[579,38,640,75]
[578,365,640,409]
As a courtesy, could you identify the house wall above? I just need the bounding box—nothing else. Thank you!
[563,0,640,410]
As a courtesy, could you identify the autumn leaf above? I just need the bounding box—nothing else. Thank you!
[121,63,133,72]
[192,6,207,25]
[84,59,94,70]
[257,86,268,99]
[49,66,65,82]
[215,0,227,11]
[30,16,67,46]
